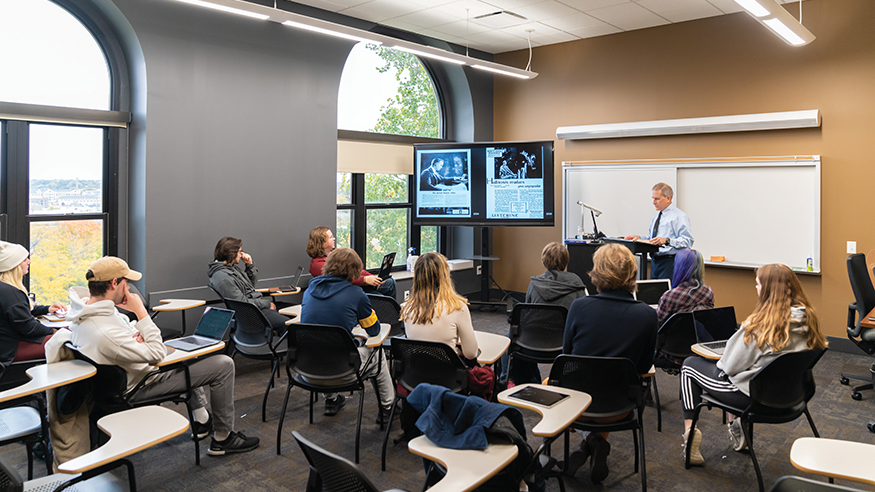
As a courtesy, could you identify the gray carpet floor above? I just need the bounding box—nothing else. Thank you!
[4,309,875,491]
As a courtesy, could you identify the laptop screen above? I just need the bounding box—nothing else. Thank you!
[194,307,235,340]
[378,252,396,279]
[693,307,737,342]
[636,279,671,305]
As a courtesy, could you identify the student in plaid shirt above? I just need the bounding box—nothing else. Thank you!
[656,249,714,326]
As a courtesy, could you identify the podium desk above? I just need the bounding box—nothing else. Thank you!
[603,238,660,280]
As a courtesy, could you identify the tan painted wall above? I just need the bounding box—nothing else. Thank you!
[492,0,875,338]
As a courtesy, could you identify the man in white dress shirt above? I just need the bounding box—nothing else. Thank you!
[625,182,694,279]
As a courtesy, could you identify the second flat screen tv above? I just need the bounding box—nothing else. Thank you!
[413,140,554,227]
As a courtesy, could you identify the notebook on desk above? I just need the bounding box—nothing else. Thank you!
[694,307,738,355]
[165,307,234,352]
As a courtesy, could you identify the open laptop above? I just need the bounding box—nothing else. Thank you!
[635,279,672,308]
[377,252,396,280]
[693,306,738,355]
[165,307,235,352]
[268,266,304,293]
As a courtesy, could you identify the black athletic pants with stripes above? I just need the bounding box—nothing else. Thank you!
[680,356,751,420]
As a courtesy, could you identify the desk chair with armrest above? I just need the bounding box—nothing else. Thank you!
[0,366,51,479]
[840,254,875,400]
[504,303,567,386]
[770,476,866,492]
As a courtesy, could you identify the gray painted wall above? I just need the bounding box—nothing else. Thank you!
[78,0,493,332]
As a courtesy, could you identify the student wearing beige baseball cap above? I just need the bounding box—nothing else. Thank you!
[0,241,67,367]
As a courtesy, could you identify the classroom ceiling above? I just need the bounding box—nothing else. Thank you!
[289,0,804,54]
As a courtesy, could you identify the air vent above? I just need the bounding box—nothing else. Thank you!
[475,10,527,21]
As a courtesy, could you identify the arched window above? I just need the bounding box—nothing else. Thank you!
[0,0,123,303]
[337,43,441,269]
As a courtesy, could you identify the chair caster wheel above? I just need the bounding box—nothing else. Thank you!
[869,421,875,433]
[853,392,863,401]
[841,377,850,385]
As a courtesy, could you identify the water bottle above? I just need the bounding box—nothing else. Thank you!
[407,247,418,272]
[806,255,813,272]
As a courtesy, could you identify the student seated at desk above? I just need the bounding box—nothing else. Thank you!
[208,236,288,334]
[300,248,395,421]
[0,240,66,368]
[70,257,259,457]
[656,249,714,326]
[679,264,827,466]
[306,226,396,299]
[563,243,657,484]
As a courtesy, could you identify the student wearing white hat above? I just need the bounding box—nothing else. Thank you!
[0,241,66,367]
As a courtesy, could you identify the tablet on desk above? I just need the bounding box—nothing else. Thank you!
[507,386,569,408]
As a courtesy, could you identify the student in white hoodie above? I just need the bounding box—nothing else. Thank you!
[68,257,259,456]
[678,263,827,466]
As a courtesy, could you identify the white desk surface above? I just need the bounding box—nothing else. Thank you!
[497,383,592,438]
[58,406,189,474]
[39,319,71,329]
[691,343,721,360]
[154,341,225,367]
[642,364,656,377]
[352,323,391,348]
[256,287,301,296]
[790,437,875,485]
[474,331,510,365]
[152,299,206,312]
[0,360,96,403]
[408,435,518,492]
[280,304,301,324]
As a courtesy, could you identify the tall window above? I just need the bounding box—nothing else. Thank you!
[338,43,441,268]
[0,0,119,303]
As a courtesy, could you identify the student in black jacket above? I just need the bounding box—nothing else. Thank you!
[562,243,657,484]
[0,241,66,368]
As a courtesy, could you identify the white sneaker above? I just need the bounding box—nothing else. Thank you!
[728,419,747,451]
[683,428,705,466]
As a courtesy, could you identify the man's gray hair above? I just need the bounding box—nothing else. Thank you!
[652,182,673,199]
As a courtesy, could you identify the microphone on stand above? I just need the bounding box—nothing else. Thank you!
[577,201,603,217]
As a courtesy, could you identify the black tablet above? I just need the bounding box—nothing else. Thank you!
[507,386,569,408]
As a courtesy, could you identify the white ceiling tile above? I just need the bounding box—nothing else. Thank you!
[557,0,631,11]
[465,28,528,44]
[340,0,425,21]
[430,19,493,37]
[587,2,670,30]
[391,8,464,28]
[704,0,744,14]
[481,0,548,9]
[512,1,583,21]
[405,0,459,7]
[539,11,605,31]
[566,22,623,37]
[501,21,562,38]
[635,0,723,23]
[336,6,386,22]
[287,0,348,12]
[380,18,425,32]
[433,0,504,20]
[313,0,373,8]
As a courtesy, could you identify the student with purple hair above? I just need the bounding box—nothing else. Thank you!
[655,248,714,326]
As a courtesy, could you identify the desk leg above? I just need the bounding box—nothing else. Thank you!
[181,312,188,337]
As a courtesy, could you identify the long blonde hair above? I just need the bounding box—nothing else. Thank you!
[742,263,827,351]
[0,263,32,309]
[401,252,467,325]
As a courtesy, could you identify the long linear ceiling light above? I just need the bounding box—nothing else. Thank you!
[734,0,815,46]
[165,0,537,79]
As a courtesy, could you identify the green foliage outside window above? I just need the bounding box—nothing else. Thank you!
[366,45,440,138]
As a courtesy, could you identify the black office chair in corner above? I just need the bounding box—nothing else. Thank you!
[770,476,866,492]
[505,303,567,385]
[684,349,827,492]
[294,431,410,492]
[840,253,875,400]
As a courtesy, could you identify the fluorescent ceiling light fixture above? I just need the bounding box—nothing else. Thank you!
[735,0,815,46]
[171,0,269,20]
[556,110,820,140]
[282,20,380,45]
[733,0,770,17]
[391,46,466,65]
[472,64,532,79]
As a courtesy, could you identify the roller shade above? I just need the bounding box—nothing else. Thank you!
[337,140,413,175]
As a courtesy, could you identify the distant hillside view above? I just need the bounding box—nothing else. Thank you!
[30,179,101,214]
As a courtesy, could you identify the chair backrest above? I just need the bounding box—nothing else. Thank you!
[390,338,468,394]
[207,284,232,309]
[770,475,866,492]
[224,298,269,347]
[0,454,25,492]
[847,254,875,336]
[64,342,127,405]
[548,355,641,416]
[748,349,826,410]
[286,324,361,381]
[293,431,380,492]
[510,303,567,352]
[656,312,698,358]
[367,293,404,337]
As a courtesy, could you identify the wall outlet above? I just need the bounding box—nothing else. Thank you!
[477,265,482,275]
[404,290,410,301]
[848,241,857,254]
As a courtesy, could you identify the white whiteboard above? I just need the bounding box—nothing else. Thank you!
[563,156,821,272]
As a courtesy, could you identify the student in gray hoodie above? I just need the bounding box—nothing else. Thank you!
[502,242,587,384]
[679,263,828,466]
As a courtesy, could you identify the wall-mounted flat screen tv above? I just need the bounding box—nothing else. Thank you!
[413,140,555,227]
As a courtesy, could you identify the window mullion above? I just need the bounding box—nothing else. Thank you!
[352,173,366,262]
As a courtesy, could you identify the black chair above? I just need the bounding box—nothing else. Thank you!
[0,366,51,479]
[277,324,378,463]
[380,338,469,471]
[770,476,866,492]
[685,349,827,492]
[840,254,875,400]
[65,343,205,466]
[656,311,697,363]
[224,298,287,422]
[294,431,410,492]
[0,450,130,492]
[549,355,648,492]
[505,303,567,384]
[367,293,404,340]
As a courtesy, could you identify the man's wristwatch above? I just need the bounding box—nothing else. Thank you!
[664,238,671,247]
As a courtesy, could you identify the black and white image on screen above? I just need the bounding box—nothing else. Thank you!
[416,149,471,218]
[486,146,545,220]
